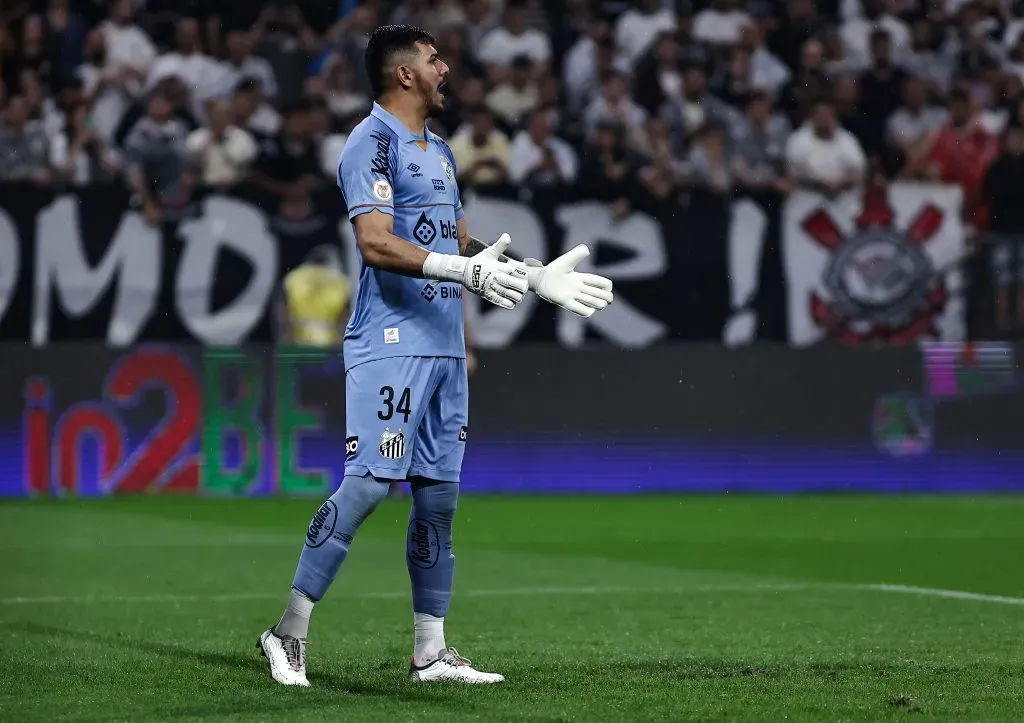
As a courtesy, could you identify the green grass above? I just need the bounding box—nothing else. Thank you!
[1,495,1024,722]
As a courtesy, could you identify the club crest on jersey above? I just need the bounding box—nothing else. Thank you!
[372,178,393,202]
[379,428,406,459]
[439,156,454,182]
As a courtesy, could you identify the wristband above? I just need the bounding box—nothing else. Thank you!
[422,252,468,283]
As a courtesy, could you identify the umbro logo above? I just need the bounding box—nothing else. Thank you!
[408,163,422,178]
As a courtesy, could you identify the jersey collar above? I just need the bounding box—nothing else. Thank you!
[370,102,434,145]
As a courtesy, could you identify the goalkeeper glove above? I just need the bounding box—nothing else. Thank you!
[518,245,614,318]
[422,233,528,310]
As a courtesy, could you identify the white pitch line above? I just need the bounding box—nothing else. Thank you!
[4,582,1024,608]
[857,583,1024,606]
[0,583,813,606]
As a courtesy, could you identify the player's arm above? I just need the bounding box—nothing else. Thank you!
[353,209,431,276]
[455,218,615,318]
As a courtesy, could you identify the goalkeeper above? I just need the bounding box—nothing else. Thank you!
[257,24,614,687]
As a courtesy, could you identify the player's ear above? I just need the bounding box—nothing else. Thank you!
[396,63,414,90]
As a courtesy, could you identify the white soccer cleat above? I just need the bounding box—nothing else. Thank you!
[257,627,310,687]
[409,647,505,684]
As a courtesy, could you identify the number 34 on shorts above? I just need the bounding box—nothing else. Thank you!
[343,356,469,483]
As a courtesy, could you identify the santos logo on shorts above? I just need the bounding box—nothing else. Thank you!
[379,428,406,459]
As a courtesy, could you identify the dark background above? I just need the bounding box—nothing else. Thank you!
[5,343,1022,497]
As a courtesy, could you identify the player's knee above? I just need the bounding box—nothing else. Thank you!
[325,473,391,530]
[411,479,459,526]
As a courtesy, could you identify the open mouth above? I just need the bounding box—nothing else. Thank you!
[437,81,449,97]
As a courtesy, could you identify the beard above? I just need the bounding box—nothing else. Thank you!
[424,79,450,117]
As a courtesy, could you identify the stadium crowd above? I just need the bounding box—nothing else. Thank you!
[0,0,1023,333]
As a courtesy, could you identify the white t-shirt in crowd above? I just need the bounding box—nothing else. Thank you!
[614,9,677,65]
[693,9,753,46]
[477,26,551,67]
[785,124,867,185]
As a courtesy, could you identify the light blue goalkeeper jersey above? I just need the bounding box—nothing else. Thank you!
[337,102,466,371]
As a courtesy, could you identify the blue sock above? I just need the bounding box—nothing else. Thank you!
[291,473,390,601]
[406,479,459,617]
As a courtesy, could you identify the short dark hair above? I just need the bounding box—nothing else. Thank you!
[365,24,436,98]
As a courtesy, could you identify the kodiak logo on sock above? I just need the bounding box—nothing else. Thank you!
[305,500,338,549]
[406,519,440,569]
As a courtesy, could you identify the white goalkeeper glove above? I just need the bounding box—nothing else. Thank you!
[422,233,528,310]
[517,245,614,318]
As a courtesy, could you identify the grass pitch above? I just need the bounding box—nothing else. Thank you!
[1,494,1023,722]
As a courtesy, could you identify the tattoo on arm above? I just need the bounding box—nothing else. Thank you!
[459,233,511,262]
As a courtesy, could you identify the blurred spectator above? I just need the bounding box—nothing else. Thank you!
[778,38,831,126]
[637,116,682,200]
[767,0,823,73]
[737,22,791,98]
[907,88,998,227]
[858,29,911,154]
[565,16,629,115]
[186,99,258,188]
[841,0,910,70]
[214,27,278,102]
[578,120,643,218]
[76,28,132,144]
[252,3,321,106]
[319,53,370,122]
[277,245,352,348]
[660,64,736,154]
[904,20,952,94]
[146,17,222,116]
[45,0,89,80]
[7,15,54,94]
[683,122,733,197]
[565,35,630,118]
[785,96,867,198]
[249,99,324,205]
[0,95,52,184]
[434,24,485,88]
[633,32,683,115]
[231,77,282,138]
[115,76,198,149]
[478,0,551,80]
[449,107,512,191]
[833,74,874,152]
[714,47,756,109]
[693,0,753,48]
[51,102,119,185]
[123,88,194,225]
[485,55,539,129]
[509,109,578,191]
[984,124,1024,333]
[615,0,677,66]
[583,70,647,145]
[98,0,157,89]
[731,90,792,194]
[886,76,948,170]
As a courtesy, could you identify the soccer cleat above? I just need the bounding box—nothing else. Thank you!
[257,627,310,687]
[409,647,505,684]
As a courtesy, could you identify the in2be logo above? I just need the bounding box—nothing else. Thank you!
[24,347,201,495]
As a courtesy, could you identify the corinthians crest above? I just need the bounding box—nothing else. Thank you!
[801,186,950,344]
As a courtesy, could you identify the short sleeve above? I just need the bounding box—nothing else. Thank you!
[338,129,395,221]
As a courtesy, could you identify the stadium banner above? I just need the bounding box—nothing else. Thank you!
[2,342,1020,497]
[0,180,964,348]
[782,183,967,347]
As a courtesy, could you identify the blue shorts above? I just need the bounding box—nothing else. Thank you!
[344,356,468,482]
